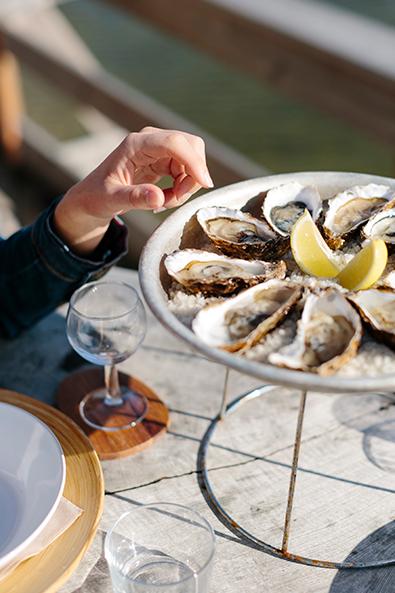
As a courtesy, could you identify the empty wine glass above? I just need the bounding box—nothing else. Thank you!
[66,280,147,431]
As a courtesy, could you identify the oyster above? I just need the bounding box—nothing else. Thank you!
[362,200,395,243]
[164,249,286,296]
[269,289,362,375]
[323,184,395,249]
[348,289,395,350]
[379,269,395,290]
[192,279,302,352]
[196,207,286,260]
[263,182,322,236]
[373,253,395,290]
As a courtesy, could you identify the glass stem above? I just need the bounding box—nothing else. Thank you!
[104,364,123,406]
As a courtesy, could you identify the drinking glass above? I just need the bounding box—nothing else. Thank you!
[66,281,147,431]
[105,503,215,593]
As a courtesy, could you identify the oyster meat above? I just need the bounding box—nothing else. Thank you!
[362,199,395,243]
[263,182,322,236]
[196,207,287,260]
[192,279,302,352]
[164,249,286,296]
[348,289,395,350]
[269,289,362,375]
[323,184,395,249]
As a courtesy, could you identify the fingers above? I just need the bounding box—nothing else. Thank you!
[139,127,207,166]
[136,157,185,181]
[170,157,185,180]
[110,183,165,212]
[133,166,161,185]
[108,128,213,213]
[162,175,201,209]
[164,134,213,188]
[128,151,201,209]
[128,130,213,189]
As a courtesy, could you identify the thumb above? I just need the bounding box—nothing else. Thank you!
[111,183,165,212]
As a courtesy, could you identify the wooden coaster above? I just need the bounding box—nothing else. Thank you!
[56,368,169,460]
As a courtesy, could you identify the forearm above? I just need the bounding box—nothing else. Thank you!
[53,188,111,255]
[0,200,128,338]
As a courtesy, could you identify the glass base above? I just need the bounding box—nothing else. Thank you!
[79,386,148,431]
[127,557,195,586]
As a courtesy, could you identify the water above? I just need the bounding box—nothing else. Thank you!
[110,553,198,593]
[122,555,195,585]
[68,325,135,365]
[69,343,128,365]
[24,0,395,178]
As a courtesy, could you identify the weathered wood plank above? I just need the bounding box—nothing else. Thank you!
[0,267,393,592]
[106,0,395,145]
[60,467,394,593]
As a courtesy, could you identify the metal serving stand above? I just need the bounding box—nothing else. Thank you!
[139,172,395,569]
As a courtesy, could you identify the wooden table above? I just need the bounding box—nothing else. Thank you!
[0,267,394,593]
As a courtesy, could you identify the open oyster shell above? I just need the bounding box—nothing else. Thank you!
[323,184,395,249]
[362,199,395,244]
[164,249,286,296]
[269,288,362,375]
[262,182,322,237]
[196,207,287,260]
[348,289,395,350]
[192,279,302,352]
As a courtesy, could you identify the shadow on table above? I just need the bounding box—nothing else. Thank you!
[0,312,73,404]
[72,522,395,592]
[362,419,395,473]
[332,393,395,471]
[329,521,395,593]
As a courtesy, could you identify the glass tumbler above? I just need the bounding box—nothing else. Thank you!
[105,503,215,593]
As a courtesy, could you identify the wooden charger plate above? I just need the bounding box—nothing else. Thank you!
[0,390,104,593]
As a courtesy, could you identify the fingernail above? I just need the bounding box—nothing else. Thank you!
[203,171,214,188]
[175,193,191,205]
[144,189,163,209]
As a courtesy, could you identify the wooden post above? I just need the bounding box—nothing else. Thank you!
[0,34,23,160]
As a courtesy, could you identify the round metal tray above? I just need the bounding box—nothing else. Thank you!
[139,171,395,394]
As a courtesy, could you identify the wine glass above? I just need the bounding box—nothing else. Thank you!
[66,280,147,431]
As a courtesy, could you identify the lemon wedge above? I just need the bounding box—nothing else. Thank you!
[290,210,340,278]
[336,240,388,290]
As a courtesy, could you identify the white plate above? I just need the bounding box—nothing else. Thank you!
[0,402,66,570]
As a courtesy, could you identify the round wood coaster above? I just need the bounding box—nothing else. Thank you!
[56,368,169,460]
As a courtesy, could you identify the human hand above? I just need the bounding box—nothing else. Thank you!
[53,127,213,254]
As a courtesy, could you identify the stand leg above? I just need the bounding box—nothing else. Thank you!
[281,390,307,552]
[219,367,230,420]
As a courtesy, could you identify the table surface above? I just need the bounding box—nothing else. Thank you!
[1,267,394,593]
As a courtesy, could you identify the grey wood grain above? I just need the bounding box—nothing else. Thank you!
[0,267,393,592]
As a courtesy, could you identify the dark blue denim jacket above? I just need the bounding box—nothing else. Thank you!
[0,199,128,338]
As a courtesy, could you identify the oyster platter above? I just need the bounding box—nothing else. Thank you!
[140,173,395,391]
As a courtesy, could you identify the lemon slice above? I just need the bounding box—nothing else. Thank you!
[290,210,340,278]
[336,240,388,290]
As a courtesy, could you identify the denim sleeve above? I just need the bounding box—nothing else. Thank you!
[0,199,128,338]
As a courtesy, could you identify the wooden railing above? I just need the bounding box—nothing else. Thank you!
[0,0,394,258]
[107,0,395,146]
[0,5,267,185]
